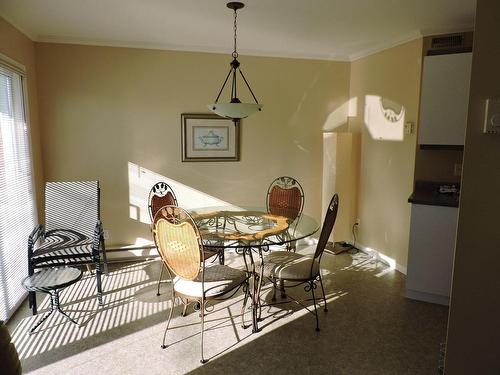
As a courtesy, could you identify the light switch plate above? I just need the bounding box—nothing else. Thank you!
[484,98,500,134]
[404,121,414,135]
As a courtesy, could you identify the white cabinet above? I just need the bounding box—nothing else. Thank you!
[406,204,458,305]
[418,52,472,146]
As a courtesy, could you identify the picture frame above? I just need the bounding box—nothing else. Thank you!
[181,113,240,162]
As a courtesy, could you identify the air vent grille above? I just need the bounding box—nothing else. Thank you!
[431,34,465,49]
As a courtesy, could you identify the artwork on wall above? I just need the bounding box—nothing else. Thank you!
[181,113,240,162]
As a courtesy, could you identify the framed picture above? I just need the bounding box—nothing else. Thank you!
[181,113,240,162]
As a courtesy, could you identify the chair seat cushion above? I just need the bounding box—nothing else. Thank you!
[173,265,247,298]
[31,230,95,266]
[261,251,319,281]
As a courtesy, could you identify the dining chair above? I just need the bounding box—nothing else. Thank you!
[261,193,339,331]
[148,182,221,296]
[28,181,107,314]
[153,206,250,364]
[266,176,305,251]
[148,182,178,296]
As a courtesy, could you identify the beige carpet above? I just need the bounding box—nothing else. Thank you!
[7,249,448,374]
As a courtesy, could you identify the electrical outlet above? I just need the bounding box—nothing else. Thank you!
[103,230,110,240]
[454,163,462,177]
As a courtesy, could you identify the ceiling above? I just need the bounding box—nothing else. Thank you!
[0,0,476,61]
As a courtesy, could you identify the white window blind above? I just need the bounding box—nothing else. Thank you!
[0,64,37,321]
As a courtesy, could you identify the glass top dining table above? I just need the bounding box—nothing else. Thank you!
[187,205,320,249]
[186,205,320,333]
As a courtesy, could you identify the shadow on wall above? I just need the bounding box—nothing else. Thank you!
[127,162,231,226]
[364,95,405,141]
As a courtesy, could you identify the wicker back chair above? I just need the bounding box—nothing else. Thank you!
[148,182,178,295]
[266,176,304,251]
[148,182,178,223]
[147,182,221,296]
[27,181,107,314]
[153,206,249,364]
[266,176,304,221]
[261,194,339,331]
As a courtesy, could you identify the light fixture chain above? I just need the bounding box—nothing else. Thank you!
[232,8,238,58]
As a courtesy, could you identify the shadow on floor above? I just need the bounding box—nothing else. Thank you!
[8,252,448,374]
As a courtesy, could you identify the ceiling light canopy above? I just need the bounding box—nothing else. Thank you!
[208,2,262,124]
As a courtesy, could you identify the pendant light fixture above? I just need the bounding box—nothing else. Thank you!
[208,2,263,124]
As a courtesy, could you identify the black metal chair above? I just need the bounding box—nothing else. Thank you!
[261,194,339,331]
[153,206,250,364]
[28,181,107,315]
[266,176,305,252]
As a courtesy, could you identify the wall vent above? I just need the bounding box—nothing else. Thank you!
[427,33,471,56]
[431,34,465,49]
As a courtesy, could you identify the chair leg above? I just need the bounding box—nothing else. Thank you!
[310,281,320,332]
[218,249,224,265]
[95,259,104,306]
[156,266,164,296]
[318,274,328,312]
[28,264,37,315]
[29,291,37,315]
[241,281,250,328]
[279,279,286,298]
[101,236,109,275]
[271,278,277,302]
[200,299,207,364]
[161,289,176,349]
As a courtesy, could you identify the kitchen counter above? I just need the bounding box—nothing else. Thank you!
[408,180,460,208]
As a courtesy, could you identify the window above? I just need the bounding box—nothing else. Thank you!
[0,61,37,321]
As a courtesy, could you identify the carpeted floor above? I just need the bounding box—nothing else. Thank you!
[7,249,448,374]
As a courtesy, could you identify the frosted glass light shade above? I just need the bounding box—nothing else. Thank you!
[208,102,263,119]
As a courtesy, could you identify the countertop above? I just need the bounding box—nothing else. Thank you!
[408,181,460,208]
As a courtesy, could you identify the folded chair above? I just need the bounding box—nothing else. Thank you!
[153,206,249,364]
[261,194,339,331]
[28,181,107,314]
[148,183,222,296]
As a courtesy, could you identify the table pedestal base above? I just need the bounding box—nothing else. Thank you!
[30,290,78,334]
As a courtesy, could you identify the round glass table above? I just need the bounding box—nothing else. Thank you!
[188,205,320,248]
[188,205,320,332]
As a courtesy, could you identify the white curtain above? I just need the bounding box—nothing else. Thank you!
[0,64,37,321]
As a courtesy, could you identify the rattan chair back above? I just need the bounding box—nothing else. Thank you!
[153,206,202,281]
[314,194,339,260]
[44,181,99,238]
[266,176,304,221]
[148,182,178,224]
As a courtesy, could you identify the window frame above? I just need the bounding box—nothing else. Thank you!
[0,51,39,320]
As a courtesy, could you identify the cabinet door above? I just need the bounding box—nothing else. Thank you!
[406,204,458,304]
[418,53,472,146]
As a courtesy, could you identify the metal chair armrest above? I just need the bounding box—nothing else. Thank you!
[28,225,44,254]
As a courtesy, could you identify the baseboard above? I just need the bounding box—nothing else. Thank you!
[405,289,450,306]
[348,241,407,275]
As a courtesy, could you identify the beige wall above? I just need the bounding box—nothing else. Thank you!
[0,16,44,218]
[348,39,423,270]
[34,42,350,246]
[445,0,500,372]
